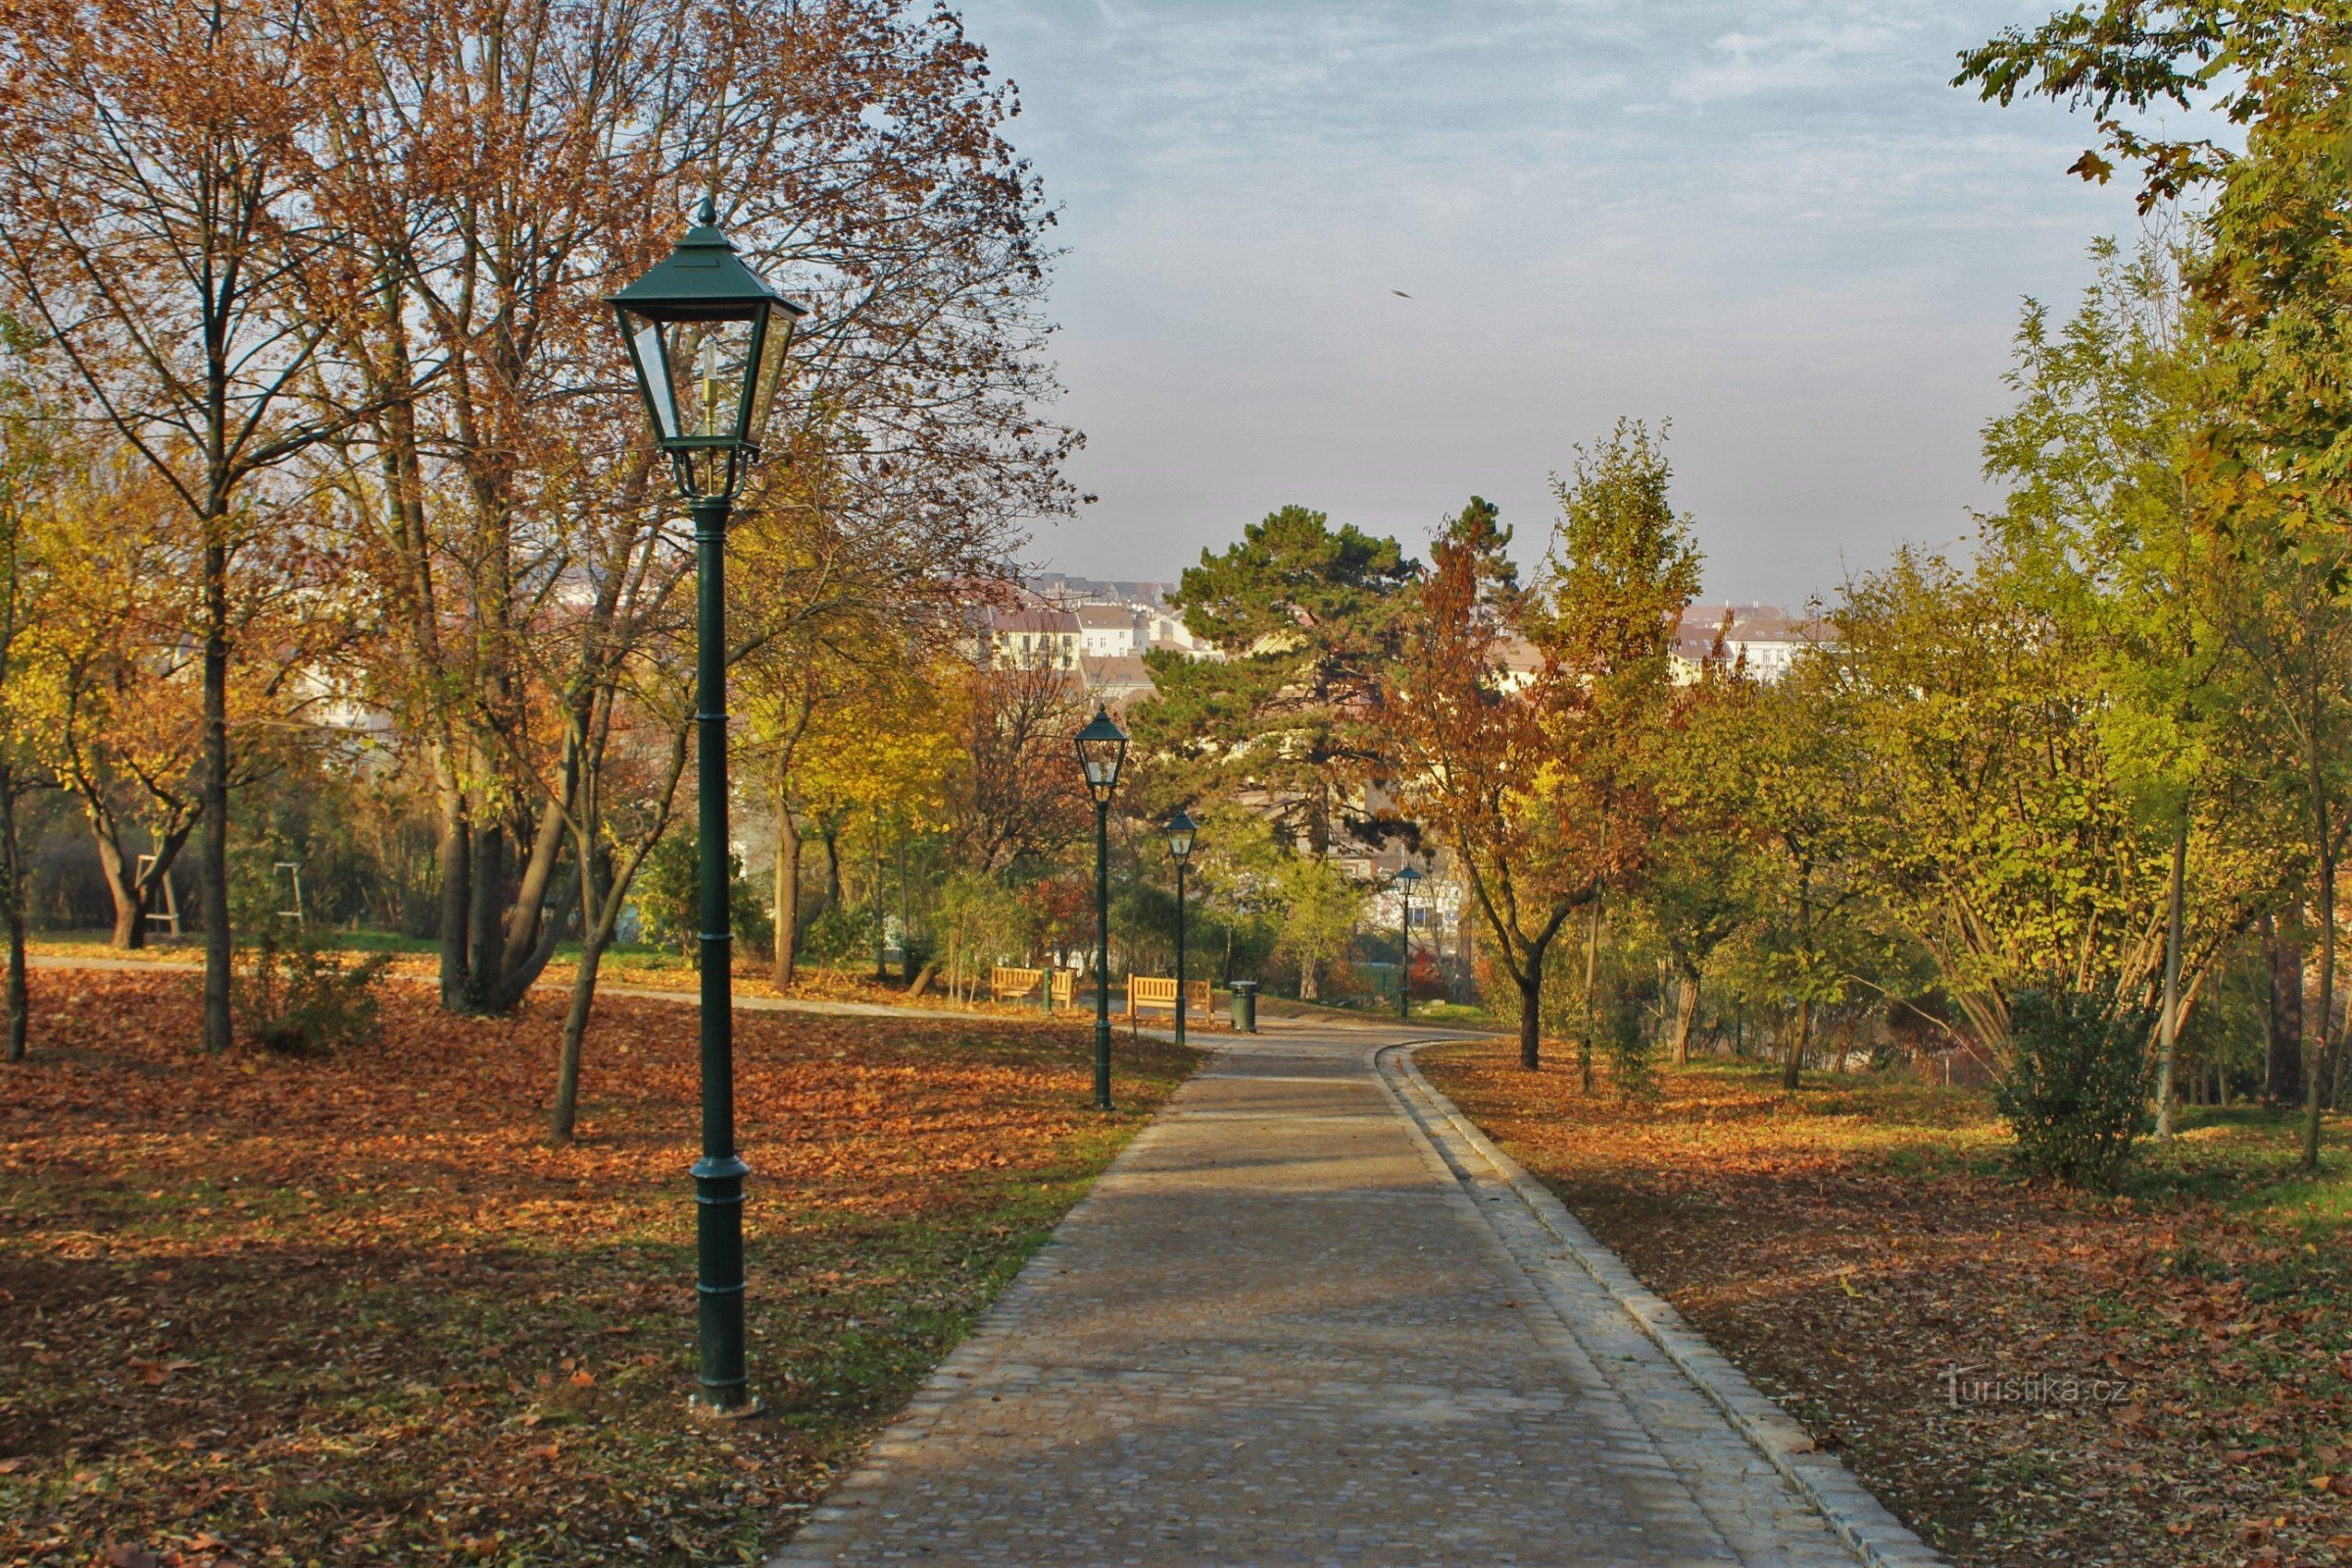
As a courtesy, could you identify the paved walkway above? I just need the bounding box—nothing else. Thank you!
[772,1023,1939,1568]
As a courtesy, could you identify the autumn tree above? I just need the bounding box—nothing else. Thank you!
[0,322,60,1060]
[946,656,1090,879]
[0,0,358,1050]
[1959,2,2352,1162]
[1386,496,1564,1064]
[1388,451,1699,1068]
[307,0,1067,1020]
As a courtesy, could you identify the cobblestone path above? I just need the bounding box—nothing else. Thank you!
[771,1024,1936,1568]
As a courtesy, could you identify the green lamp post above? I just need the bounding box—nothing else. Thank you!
[610,196,808,1415]
[1394,863,1423,1021]
[1164,808,1198,1046]
[1074,707,1129,1109]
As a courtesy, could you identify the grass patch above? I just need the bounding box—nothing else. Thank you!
[1,970,1200,1566]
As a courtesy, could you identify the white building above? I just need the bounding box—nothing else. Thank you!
[1074,603,1141,659]
[990,608,1081,668]
[1673,605,1822,685]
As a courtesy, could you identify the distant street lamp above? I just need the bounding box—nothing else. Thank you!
[1394,864,1423,1022]
[1164,808,1199,1046]
[611,196,808,1416]
[1074,707,1129,1109]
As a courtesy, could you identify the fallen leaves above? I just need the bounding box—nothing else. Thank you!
[1,969,1200,1565]
[1420,1044,2352,1568]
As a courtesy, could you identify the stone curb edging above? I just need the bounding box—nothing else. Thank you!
[1375,1042,1950,1568]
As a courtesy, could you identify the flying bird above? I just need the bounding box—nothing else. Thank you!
[1392,289,1413,299]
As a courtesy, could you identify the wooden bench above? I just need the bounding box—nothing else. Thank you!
[992,966,1078,1009]
[1122,976,1216,1024]
[990,965,1044,1004]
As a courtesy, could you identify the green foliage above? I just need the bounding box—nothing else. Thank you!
[1543,419,1703,686]
[1269,855,1364,996]
[933,871,1026,999]
[801,901,876,965]
[1595,960,1655,1102]
[1132,505,1416,851]
[1994,985,2157,1189]
[231,917,390,1055]
[637,833,771,958]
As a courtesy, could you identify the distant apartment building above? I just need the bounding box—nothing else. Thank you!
[1674,604,1822,684]
[1139,608,1218,661]
[990,608,1081,668]
[1074,604,1141,659]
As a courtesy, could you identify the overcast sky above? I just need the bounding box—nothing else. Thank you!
[960,0,2176,607]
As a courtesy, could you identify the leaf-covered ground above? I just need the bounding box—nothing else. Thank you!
[1418,1046,2352,1568]
[0,970,1200,1568]
[25,936,1231,1029]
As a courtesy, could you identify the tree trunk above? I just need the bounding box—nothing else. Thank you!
[821,826,841,915]
[1577,903,1600,1095]
[2307,793,2333,1171]
[85,819,191,951]
[1517,946,1543,1071]
[436,761,471,1008]
[2,772,25,1063]
[772,794,801,989]
[1784,999,1811,1091]
[551,900,608,1146]
[200,535,231,1054]
[1670,969,1700,1066]
[466,821,506,1008]
[2154,808,2188,1138]
[1299,955,1320,1002]
[2267,910,2304,1106]
[92,830,150,950]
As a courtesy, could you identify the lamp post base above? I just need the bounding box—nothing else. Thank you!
[687,1394,766,1422]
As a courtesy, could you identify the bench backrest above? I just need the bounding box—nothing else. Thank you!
[990,965,1043,1002]
[1124,976,1216,1018]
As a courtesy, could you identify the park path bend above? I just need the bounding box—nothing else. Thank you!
[771,1023,1914,1568]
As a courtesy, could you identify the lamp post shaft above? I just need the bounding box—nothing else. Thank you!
[1174,859,1187,1047]
[1397,883,1410,1021]
[1094,799,1112,1110]
[691,493,751,1412]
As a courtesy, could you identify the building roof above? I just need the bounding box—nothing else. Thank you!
[992,608,1078,635]
[1079,655,1154,701]
[1073,604,1139,630]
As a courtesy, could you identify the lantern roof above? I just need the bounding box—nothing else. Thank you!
[609,197,809,323]
[1076,707,1128,747]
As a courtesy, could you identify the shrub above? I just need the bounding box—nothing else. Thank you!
[233,919,390,1055]
[801,902,879,965]
[637,834,771,957]
[1596,974,1655,1102]
[1993,984,2155,1189]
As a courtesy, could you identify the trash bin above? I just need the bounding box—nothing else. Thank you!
[1230,980,1258,1034]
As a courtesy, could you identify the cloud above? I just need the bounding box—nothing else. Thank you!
[958,0,2222,604]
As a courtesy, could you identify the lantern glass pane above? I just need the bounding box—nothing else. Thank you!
[638,318,757,444]
[631,321,681,440]
[747,307,796,448]
[1079,741,1121,789]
